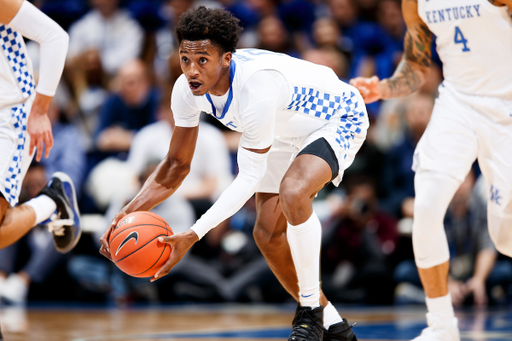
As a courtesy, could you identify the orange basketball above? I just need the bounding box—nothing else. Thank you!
[109,211,173,278]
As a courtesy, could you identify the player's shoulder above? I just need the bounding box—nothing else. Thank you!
[172,75,193,99]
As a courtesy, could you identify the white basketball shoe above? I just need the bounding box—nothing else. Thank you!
[412,313,460,341]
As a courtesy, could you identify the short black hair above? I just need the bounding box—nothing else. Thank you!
[175,6,242,53]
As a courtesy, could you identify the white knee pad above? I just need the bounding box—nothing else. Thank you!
[413,171,462,269]
[487,187,512,257]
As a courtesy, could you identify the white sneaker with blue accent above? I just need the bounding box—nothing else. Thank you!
[39,172,81,254]
[412,313,460,341]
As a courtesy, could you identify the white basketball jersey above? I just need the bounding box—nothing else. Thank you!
[418,0,512,99]
[0,25,35,110]
[172,48,365,141]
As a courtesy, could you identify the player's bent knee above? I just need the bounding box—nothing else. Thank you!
[278,185,304,215]
[253,223,271,247]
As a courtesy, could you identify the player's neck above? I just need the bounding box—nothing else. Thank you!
[208,67,231,97]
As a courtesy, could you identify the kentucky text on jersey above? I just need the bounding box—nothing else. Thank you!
[425,5,481,24]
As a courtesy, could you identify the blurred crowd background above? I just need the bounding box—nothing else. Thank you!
[1,0,511,308]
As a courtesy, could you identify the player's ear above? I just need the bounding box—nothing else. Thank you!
[223,52,232,68]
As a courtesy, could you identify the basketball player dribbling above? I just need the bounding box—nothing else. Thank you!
[0,0,81,259]
[350,0,512,340]
[100,6,366,341]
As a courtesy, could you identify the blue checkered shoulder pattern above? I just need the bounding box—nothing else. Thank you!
[3,104,29,206]
[285,87,365,158]
[0,25,35,99]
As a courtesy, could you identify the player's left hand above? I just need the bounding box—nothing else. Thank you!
[27,110,54,162]
[150,230,199,282]
[99,211,129,261]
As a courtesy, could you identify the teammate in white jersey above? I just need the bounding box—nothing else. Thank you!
[351,0,512,340]
[0,0,81,255]
[100,6,366,341]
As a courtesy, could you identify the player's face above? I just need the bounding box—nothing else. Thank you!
[179,40,232,96]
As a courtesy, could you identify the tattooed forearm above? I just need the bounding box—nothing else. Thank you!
[381,60,422,98]
[381,22,432,98]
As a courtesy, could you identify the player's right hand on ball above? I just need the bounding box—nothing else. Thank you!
[350,76,381,104]
[150,230,199,282]
[99,211,128,261]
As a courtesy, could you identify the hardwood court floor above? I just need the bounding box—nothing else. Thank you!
[1,304,511,341]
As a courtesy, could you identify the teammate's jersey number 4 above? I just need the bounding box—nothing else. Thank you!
[454,26,470,52]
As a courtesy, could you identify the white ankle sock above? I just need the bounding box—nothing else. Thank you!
[425,293,454,320]
[25,195,57,225]
[287,212,321,308]
[323,302,343,329]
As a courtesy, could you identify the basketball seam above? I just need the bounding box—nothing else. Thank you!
[134,242,169,277]
[110,224,168,244]
[138,211,168,226]
[141,212,172,234]
[114,233,167,264]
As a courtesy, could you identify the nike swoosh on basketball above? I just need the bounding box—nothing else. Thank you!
[115,231,139,256]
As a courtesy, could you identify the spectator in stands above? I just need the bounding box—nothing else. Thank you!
[302,48,348,81]
[153,0,197,88]
[322,177,398,304]
[356,0,379,22]
[257,16,298,58]
[95,59,158,155]
[374,0,405,79]
[328,0,391,80]
[67,49,110,151]
[41,102,87,196]
[311,17,353,63]
[380,93,433,218]
[67,0,144,76]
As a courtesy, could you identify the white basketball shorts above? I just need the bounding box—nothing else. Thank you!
[0,99,34,207]
[257,95,369,194]
[413,82,512,219]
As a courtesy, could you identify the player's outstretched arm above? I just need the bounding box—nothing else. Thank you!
[350,0,432,103]
[99,126,199,260]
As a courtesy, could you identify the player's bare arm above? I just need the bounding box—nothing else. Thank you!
[99,126,199,259]
[489,0,512,11]
[350,0,433,103]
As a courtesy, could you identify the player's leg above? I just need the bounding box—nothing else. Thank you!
[1,106,81,252]
[0,195,39,249]
[253,139,356,341]
[253,193,300,301]
[411,87,478,341]
[0,174,81,252]
[279,142,360,341]
[254,192,342,325]
[413,170,462,341]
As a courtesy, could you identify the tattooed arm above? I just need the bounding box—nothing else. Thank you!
[350,0,433,103]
